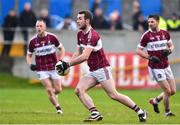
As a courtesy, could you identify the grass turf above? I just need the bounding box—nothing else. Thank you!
[0,73,180,124]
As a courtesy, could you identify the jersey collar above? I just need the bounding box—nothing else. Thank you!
[149,28,160,33]
[83,26,92,34]
[37,31,48,38]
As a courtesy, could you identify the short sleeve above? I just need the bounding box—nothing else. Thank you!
[138,34,148,48]
[77,32,81,46]
[27,40,34,54]
[87,31,99,48]
[165,31,171,41]
[51,35,61,48]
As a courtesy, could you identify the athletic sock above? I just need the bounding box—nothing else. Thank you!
[153,97,160,104]
[165,108,170,113]
[132,105,144,115]
[56,106,61,111]
[89,107,98,113]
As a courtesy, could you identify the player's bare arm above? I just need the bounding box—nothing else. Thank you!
[136,47,149,59]
[58,45,65,60]
[26,54,33,65]
[69,47,93,66]
[167,39,174,52]
[71,47,81,60]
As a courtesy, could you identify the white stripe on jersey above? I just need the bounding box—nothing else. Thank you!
[79,38,102,52]
[137,43,144,49]
[147,40,168,51]
[35,44,56,56]
[93,38,102,51]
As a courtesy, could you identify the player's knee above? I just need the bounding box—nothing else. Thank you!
[75,88,84,97]
[165,89,171,96]
[46,88,54,96]
[55,88,62,95]
[171,89,176,96]
[108,92,118,100]
[75,88,80,96]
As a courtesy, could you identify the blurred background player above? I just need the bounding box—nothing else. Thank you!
[56,10,147,122]
[26,19,65,114]
[136,15,176,116]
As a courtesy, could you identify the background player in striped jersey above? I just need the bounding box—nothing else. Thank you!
[136,15,176,116]
[56,10,147,122]
[26,19,65,114]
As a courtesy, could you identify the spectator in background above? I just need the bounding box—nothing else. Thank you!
[167,13,180,31]
[2,9,18,57]
[132,0,142,30]
[56,15,77,31]
[137,14,148,32]
[91,0,101,14]
[39,8,51,28]
[109,10,123,31]
[19,2,36,55]
[92,7,109,29]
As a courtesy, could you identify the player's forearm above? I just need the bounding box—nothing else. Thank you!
[69,54,87,66]
[58,46,65,60]
[70,51,80,61]
[136,48,149,59]
[167,39,174,52]
[26,54,33,65]
[168,43,174,52]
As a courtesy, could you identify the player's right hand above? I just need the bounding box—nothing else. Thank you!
[162,49,172,57]
[56,60,70,72]
[149,56,160,63]
[30,64,37,71]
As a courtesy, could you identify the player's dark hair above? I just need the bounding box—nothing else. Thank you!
[148,15,160,21]
[78,10,93,24]
[36,18,46,25]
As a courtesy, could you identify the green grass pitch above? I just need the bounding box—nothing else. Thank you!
[0,73,180,124]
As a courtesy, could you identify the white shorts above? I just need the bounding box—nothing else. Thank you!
[85,67,113,82]
[36,70,60,80]
[148,66,174,82]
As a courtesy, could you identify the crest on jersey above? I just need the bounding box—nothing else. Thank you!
[48,41,51,45]
[41,41,45,46]
[150,37,155,40]
[162,35,165,40]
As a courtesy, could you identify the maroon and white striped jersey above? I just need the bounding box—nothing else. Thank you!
[138,29,172,69]
[27,32,62,71]
[77,27,110,71]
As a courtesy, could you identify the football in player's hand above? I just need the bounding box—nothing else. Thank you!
[55,60,70,76]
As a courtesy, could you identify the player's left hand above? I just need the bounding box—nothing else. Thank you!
[56,60,70,72]
[162,49,172,57]
[30,64,37,71]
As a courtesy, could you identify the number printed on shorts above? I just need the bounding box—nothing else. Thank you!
[157,74,162,78]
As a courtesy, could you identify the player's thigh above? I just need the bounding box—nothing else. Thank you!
[100,78,117,95]
[165,67,176,93]
[76,76,97,92]
[41,78,53,90]
[158,80,171,94]
[52,78,62,91]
